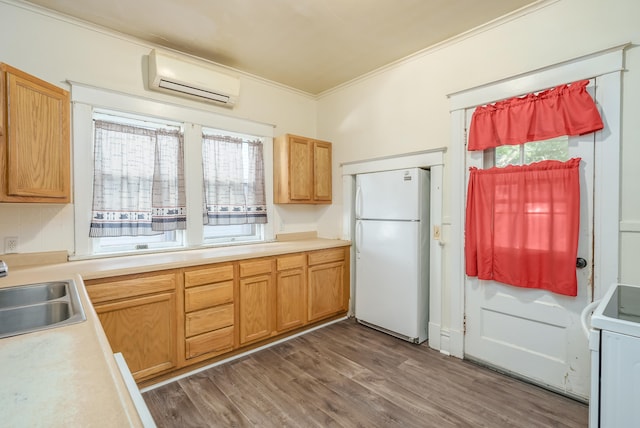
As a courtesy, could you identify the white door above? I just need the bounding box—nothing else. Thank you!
[463,86,596,400]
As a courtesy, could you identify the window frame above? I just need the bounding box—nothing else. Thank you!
[71,84,275,259]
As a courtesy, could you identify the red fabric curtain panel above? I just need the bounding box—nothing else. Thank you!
[468,80,603,151]
[465,158,581,296]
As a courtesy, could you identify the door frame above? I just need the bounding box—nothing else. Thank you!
[341,149,445,350]
[446,44,626,358]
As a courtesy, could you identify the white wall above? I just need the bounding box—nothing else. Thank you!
[317,0,640,337]
[0,0,323,254]
[3,0,640,345]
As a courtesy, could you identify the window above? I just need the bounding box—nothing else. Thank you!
[466,135,580,295]
[72,84,274,259]
[490,136,569,167]
[201,128,267,244]
[90,112,185,254]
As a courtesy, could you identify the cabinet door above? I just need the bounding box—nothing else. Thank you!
[1,65,70,202]
[95,292,177,381]
[239,274,273,344]
[276,267,306,332]
[313,141,332,202]
[288,136,313,201]
[308,261,346,322]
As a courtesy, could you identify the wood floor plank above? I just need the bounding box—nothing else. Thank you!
[144,319,588,428]
[177,372,251,427]
[143,381,209,428]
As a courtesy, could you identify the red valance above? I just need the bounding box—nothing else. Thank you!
[465,158,581,296]
[468,80,603,151]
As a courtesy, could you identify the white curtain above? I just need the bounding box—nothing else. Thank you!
[90,120,185,237]
[202,134,267,225]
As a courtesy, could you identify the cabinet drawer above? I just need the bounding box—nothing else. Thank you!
[86,272,177,304]
[185,303,234,337]
[185,281,233,313]
[308,248,345,266]
[185,326,234,359]
[184,264,234,288]
[277,254,306,271]
[239,258,273,277]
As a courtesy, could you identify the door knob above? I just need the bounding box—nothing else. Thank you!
[576,258,587,269]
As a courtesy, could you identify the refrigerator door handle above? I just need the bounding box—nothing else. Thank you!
[355,185,362,219]
[355,220,362,254]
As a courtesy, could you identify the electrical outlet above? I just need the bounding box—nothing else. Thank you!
[4,237,18,254]
[433,225,441,240]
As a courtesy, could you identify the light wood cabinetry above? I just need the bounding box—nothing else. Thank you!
[307,247,349,322]
[85,271,179,381]
[238,258,275,345]
[276,254,307,332]
[0,63,70,203]
[86,244,350,385]
[273,134,332,204]
[183,263,236,362]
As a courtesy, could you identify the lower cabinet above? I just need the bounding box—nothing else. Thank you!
[307,247,348,322]
[276,254,307,332]
[183,263,236,363]
[85,271,179,382]
[238,258,275,345]
[86,245,350,385]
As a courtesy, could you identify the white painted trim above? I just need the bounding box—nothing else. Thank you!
[448,46,625,361]
[342,174,356,315]
[341,149,445,176]
[448,109,467,358]
[429,164,444,352]
[620,221,640,233]
[448,43,628,111]
[592,70,622,300]
[341,149,445,351]
[72,102,95,258]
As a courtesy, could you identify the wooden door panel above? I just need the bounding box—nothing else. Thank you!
[308,262,345,322]
[276,268,306,332]
[313,141,332,201]
[95,293,176,381]
[239,274,272,344]
[289,137,312,201]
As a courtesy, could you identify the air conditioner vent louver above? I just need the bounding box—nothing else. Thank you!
[148,49,239,107]
[158,79,231,104]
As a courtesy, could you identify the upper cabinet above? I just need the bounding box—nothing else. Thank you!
[0,63,70,203]
[273,134,332,204]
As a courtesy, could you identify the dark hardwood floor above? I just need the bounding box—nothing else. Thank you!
[143,319,588,427]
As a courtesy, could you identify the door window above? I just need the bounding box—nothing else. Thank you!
[492,136,569,167]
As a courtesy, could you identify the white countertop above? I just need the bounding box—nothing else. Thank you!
[0,238,350,427]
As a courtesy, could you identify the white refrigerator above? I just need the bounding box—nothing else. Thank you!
[354,168,430,343]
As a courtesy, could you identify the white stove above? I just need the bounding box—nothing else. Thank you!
[588,283,640,427]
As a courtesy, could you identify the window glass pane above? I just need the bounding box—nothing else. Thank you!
[494,136,569,167]
[495,145,520,167]
[94,231,184,254]
[524,137,569,163]
[203,224,262,244]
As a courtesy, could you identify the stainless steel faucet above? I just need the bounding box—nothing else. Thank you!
[0,260,7,277]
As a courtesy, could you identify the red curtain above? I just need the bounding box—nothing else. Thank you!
[468,80,603,151]
[465,158,581,296]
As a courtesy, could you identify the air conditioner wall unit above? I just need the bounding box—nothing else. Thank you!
[148,49,240,107]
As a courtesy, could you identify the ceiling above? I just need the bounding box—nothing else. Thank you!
[24,0,539,94]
